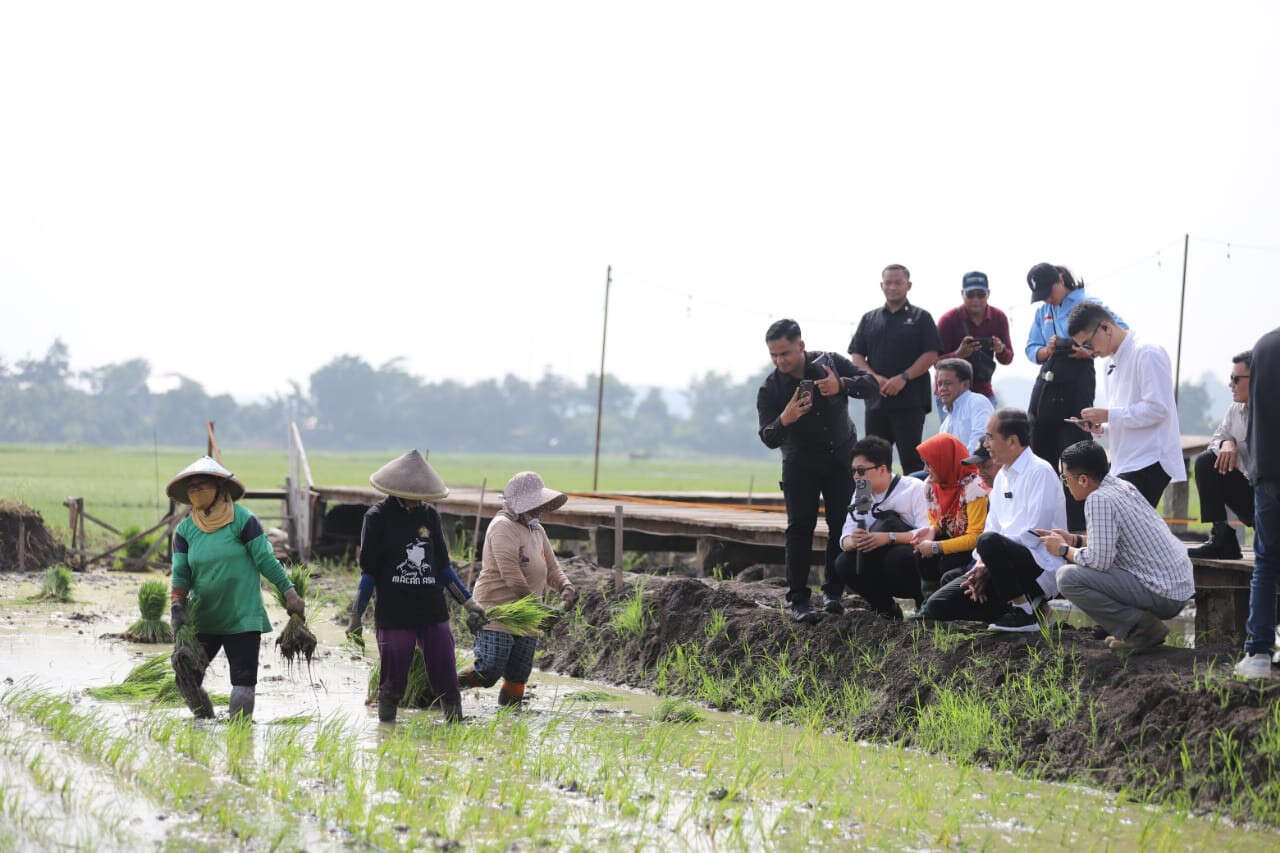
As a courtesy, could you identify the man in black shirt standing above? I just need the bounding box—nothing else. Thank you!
[848,264,941,474]
[758,318,880,623]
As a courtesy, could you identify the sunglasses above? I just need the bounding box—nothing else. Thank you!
[1229,374,1251,385]
[851,465,879,476]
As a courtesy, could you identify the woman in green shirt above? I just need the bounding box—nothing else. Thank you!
[167,456,303,719]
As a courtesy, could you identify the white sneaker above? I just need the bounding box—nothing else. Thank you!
[1233,653,1272,680]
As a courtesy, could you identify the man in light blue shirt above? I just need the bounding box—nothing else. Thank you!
[936,358,993,453]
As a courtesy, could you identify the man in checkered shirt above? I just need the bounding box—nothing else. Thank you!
[1039,440,1194,653]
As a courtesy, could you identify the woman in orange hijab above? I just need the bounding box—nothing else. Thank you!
[908,433,990,599]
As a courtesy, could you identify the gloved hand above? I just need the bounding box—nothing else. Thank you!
[560,586,578,607]
[464,598,487,635]
[171,600,187,635]
[284,587,305,619]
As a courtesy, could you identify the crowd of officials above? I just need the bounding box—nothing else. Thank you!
[757,263,1280,677]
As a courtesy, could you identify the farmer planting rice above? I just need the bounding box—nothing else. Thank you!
[167,456,303,720]
[349,449,479,723]
[458,471,577,707]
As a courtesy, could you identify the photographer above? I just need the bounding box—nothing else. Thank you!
[936,271,1013,400]
[758,319,880,623]
[1024,263,1127,530]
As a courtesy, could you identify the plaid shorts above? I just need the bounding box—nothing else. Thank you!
[472,629,538,684]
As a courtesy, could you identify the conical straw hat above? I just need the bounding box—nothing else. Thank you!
[166,456,246,503]
[369,449,449,501]
[502,471,567,515]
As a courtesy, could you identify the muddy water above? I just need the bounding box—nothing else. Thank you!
[2,569,1278,851]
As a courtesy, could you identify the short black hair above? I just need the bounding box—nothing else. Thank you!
[882,263,910,281]
[1060,440,1110,482]
[1066,301,1115,337]
[1234,350,1253,369]
[992,407,1031,447]
[851,436,893,469]
[935,358,972,384]
[765,319,802,343]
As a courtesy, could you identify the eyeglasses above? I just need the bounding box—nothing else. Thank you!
[1075,324,1105,353]
[1229,374,1251,385]
[851,466,878,476]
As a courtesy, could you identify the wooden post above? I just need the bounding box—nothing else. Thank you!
[1174,233,1189,403]
[77,498,86,571]
[467,478,487,588]
[206,420,222,463]
[613,504,624,591]
[747,475,755,507]
[16,515,25,572]
[67,497,79,554]
[592,265,613,491]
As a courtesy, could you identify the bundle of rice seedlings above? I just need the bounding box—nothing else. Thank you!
[87,653,171,700]
[366,649,439,708]
[484,595,557,635]
[649,697,705,724]
[151,677,228,708]
[171,593,210,694]
[273,566,317,669]
[123,580,173,643]
[37,565,73,602]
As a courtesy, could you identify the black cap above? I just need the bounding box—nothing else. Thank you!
[1027,262,1059,303]
[962,445,991,465]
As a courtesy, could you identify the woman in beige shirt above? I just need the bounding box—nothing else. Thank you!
[458,472,577,707]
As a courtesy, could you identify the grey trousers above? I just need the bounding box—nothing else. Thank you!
[1057,564,1187,639]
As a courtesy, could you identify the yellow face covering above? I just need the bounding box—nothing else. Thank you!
[188,485,234,533]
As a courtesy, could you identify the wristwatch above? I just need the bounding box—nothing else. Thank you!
[889,532,897,544]
[900,371,911,383]
[932,542,941,556]
[1059,543,1070,558]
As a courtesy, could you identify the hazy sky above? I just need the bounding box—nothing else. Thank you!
[3,2,1278,402]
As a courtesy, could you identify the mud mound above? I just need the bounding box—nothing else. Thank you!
[0,500,67,572]
[540,565,1280,824]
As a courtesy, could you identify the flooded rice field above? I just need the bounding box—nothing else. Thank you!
[1,567,1278,851]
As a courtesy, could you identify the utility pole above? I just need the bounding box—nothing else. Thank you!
[1174,233,1189,403]
[592,266,612,491]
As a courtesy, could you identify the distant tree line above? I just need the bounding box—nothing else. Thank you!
[0,340,1225,455]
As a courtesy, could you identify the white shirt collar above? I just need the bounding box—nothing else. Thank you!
[1007,446,1035,476]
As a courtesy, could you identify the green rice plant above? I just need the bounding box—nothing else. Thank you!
[705,608,727,640]
[123,580,172,643]
[649,698,705,724]
[563,690,618,703]
[366,648,439,708]
[486,595,558,635]
[87,653,170,701]
[609,580,649,636]
[37,565,73,602]
[272,565,317,668]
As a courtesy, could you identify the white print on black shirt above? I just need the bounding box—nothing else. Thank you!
[393,539,437,586]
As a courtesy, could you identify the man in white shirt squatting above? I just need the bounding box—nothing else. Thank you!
[1041,440,1194,653]
[936,357,995,453]
[1069,302,1186,509]
[833,437,931,620]
[959,408,1069,632]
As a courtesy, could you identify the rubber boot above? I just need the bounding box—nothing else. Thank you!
[228,686,256,721]
[497,680,526,708]
[440,695,464,723]
[378,690,400,723]
[1189,521,1242,560]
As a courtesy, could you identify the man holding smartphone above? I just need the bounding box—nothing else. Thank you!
[936,271,1013,400]
[758,319,880,623]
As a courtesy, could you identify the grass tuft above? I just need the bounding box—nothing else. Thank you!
[649,697,705,724]
[37,566,73,601]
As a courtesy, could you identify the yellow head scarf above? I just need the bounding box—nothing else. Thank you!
[189,484,234,534]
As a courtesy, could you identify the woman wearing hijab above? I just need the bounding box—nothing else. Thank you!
[910,434,1001,621]
[348,449,483,723]
[458,472,577,708]
[168,456,303,720]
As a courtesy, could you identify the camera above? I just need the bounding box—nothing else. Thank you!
[972,336,994,350]
[1053,337,1076,354]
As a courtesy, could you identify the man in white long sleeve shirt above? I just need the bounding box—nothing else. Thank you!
[1190,350,1254,559]
[1069,302,1186,508]
[936,358,994,453]
[1043,441,1193,653]
[918,408,1067,629]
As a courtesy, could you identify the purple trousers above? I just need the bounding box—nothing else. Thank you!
[375,622,461,706]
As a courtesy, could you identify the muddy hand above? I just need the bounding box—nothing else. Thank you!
[465,598,487,634]
[560,586,578,607]
[284,587,305,619]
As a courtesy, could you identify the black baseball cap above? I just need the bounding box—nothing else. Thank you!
[1027,262,1059,303]
[961,271,989,293]
[962,445,991,465]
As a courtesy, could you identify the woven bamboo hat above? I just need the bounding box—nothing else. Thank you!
[502,471,567,515]
[369,449,449,501]
[166,456,246,504]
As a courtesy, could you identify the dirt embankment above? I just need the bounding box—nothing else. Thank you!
[539,562,1280,823]
[0,501,67,572]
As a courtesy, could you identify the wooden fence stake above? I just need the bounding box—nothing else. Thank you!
[614,504,624,591]
[467,478,487,588]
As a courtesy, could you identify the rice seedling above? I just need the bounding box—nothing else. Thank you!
[273,565,317,668]
[366,648,439,708]
[170,593,210,707]
[485,595,558,635]
[37,565,73,601]
[563,690,618,703]
[123,580,172,643]
[649,697,705,724]
[609,580,649,636]
[86,653,169,701]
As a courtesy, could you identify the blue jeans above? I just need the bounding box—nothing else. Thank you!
[1245,481,1280,655]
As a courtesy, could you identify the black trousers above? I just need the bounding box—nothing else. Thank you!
[197,631,262,686]
[834,544,921,615]
[781,454,854,604]
[918,573,1010,622]
[975,532,1047,603]
[865,407,927,474]
[916,549,973,591]
[1030,368,1094,531]
[1117,461,1171,509]
[1194,451,1255,526]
